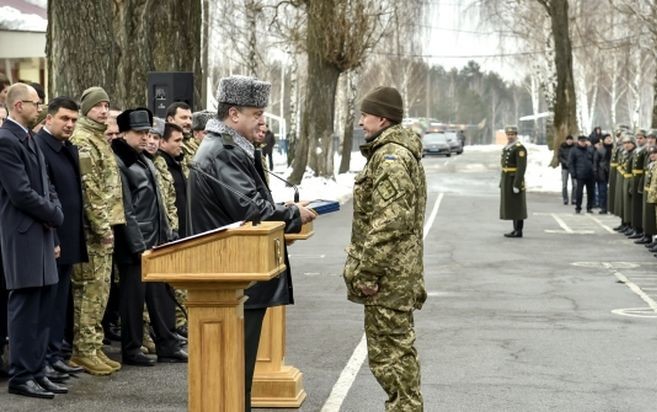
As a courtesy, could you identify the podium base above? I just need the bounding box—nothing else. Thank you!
[251,366,307,408]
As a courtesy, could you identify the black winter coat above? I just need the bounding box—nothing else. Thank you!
[558,142,574,169]
[35,129,88,266]
[112,138,171,265]
[0,120,63,289]
[569,144,595,180]
[593,144,612,183]
[188,130,302,309]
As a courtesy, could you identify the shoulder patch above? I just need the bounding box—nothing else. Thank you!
[376,177,398,201]
[78,152,92,175]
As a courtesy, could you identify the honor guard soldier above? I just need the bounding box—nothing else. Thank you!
[500,125,527,238]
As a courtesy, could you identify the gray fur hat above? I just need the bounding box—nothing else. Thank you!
[192,110,215,131]
[150,117,165,136]
[218,75,271,108]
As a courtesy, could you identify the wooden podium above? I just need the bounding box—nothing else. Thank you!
[251,222,314,408]
[141,221,287,412]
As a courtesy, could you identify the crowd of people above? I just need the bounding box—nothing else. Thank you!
[557,126,657,248]
[0,75,288,404]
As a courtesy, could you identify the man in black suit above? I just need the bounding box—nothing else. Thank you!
[0,83,66,398]
[35,97,88,380]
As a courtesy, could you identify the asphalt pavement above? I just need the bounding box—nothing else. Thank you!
[3,147,657,411]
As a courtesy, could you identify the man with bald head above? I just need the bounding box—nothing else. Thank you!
[0,83,66,398]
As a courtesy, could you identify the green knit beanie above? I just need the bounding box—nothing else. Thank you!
[80,86,110,116]
[359,86,403,124]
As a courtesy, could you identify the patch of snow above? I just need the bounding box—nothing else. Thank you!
[0,6,47,32]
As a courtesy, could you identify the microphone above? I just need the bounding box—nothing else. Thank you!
[189,162,261,226]
[266,170,300,203]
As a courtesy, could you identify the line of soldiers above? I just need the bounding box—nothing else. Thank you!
[608,127,657,252]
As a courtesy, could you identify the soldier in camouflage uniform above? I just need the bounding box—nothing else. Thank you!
[69,87,124,375]
[499,126,527,238]
[646,145,657,255]
[343,86,427,412]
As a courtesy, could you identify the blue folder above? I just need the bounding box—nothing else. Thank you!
[307,199,340,215]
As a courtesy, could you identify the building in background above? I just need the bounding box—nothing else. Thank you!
[0,0,47,85]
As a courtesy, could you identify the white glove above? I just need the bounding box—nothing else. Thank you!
[513,187,520,194]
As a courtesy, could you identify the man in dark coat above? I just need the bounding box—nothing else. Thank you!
[500,125,527,238]
[0,83,66,398]
[593,134,612,214]
[588,126,603,146]
[188,75,316,411]
[112,108,187,367]
[558,135,576,205]
[34,97,88,380]
[569,135,595,213]
[262,124,276,170]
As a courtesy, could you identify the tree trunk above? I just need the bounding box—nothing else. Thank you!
[339,70,359,174]
[47,0,116,99]
[201,0,210,107]
[542,0,578,167]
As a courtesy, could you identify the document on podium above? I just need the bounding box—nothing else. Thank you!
[152,221,244,250]
[306,200,340,215]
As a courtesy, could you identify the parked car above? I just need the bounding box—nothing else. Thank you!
[444,131,463,155]
[422,133,451,157]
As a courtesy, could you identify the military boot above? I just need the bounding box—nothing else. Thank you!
[97,350,121,372]
[69,355,113,376]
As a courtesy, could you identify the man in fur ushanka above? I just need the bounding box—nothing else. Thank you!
[188,75,316,411]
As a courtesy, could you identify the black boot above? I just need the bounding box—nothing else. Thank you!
[613,223,626,232]
[628,231,644,239]
[645,241,657,248]
[635,235,652,244]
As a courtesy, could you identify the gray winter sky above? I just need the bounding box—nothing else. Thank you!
[423,1,524,82]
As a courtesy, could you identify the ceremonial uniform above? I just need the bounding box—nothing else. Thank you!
[608,143,621,215]
[499,129,527,237]
[630,145,647,234]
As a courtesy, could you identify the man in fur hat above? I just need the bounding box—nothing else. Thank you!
[188,75,316,411]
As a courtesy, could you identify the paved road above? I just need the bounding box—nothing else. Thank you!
[3,147,657,411]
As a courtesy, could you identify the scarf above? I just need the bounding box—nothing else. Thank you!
[205,118,255,159]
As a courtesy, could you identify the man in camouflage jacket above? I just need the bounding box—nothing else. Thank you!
[69,87,125,375]
[343,86,427,412]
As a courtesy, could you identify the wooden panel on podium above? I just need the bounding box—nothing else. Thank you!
[251,222,313,408]
[142,221,286,412]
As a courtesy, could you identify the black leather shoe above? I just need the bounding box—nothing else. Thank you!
[8,379,55,399]
[635,236,652,244]
[104,326,121,342]
[586,209,593,213]
[51,359,83,375]
[628,232,644,239]
[623,228,636,236]
[123,352,156,367]
[599,210,608,214]
[35,376,68,394]
[158,349,188,363]
[174,333,188,346]
[613,224,626,231]
[503,231,522,238]
[44,364,69,383]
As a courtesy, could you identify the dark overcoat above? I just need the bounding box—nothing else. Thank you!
[0,120,63,289]
[499,141,527,220]
[188,130,301,309]
[34,129,88,265]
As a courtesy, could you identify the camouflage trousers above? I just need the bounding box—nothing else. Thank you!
[364,305,423,412]
[71,249,112,356]
[174,288,188,328]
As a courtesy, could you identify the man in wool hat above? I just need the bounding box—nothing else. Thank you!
[69,87,125,376]
[342,86,427,411]
[188,75,316,411]
[111,108,187,366]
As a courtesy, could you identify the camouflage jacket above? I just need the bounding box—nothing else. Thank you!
[70,116,125,250]
[181,133,199,177]
[343,124,427,312]
[150,153,179,232]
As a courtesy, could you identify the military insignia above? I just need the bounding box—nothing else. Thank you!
[384,155,397,161]
[518,151,525,157]
[376,178,398,201]
[78,153,92,175]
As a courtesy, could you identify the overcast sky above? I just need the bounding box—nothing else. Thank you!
[423,1,524,82]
